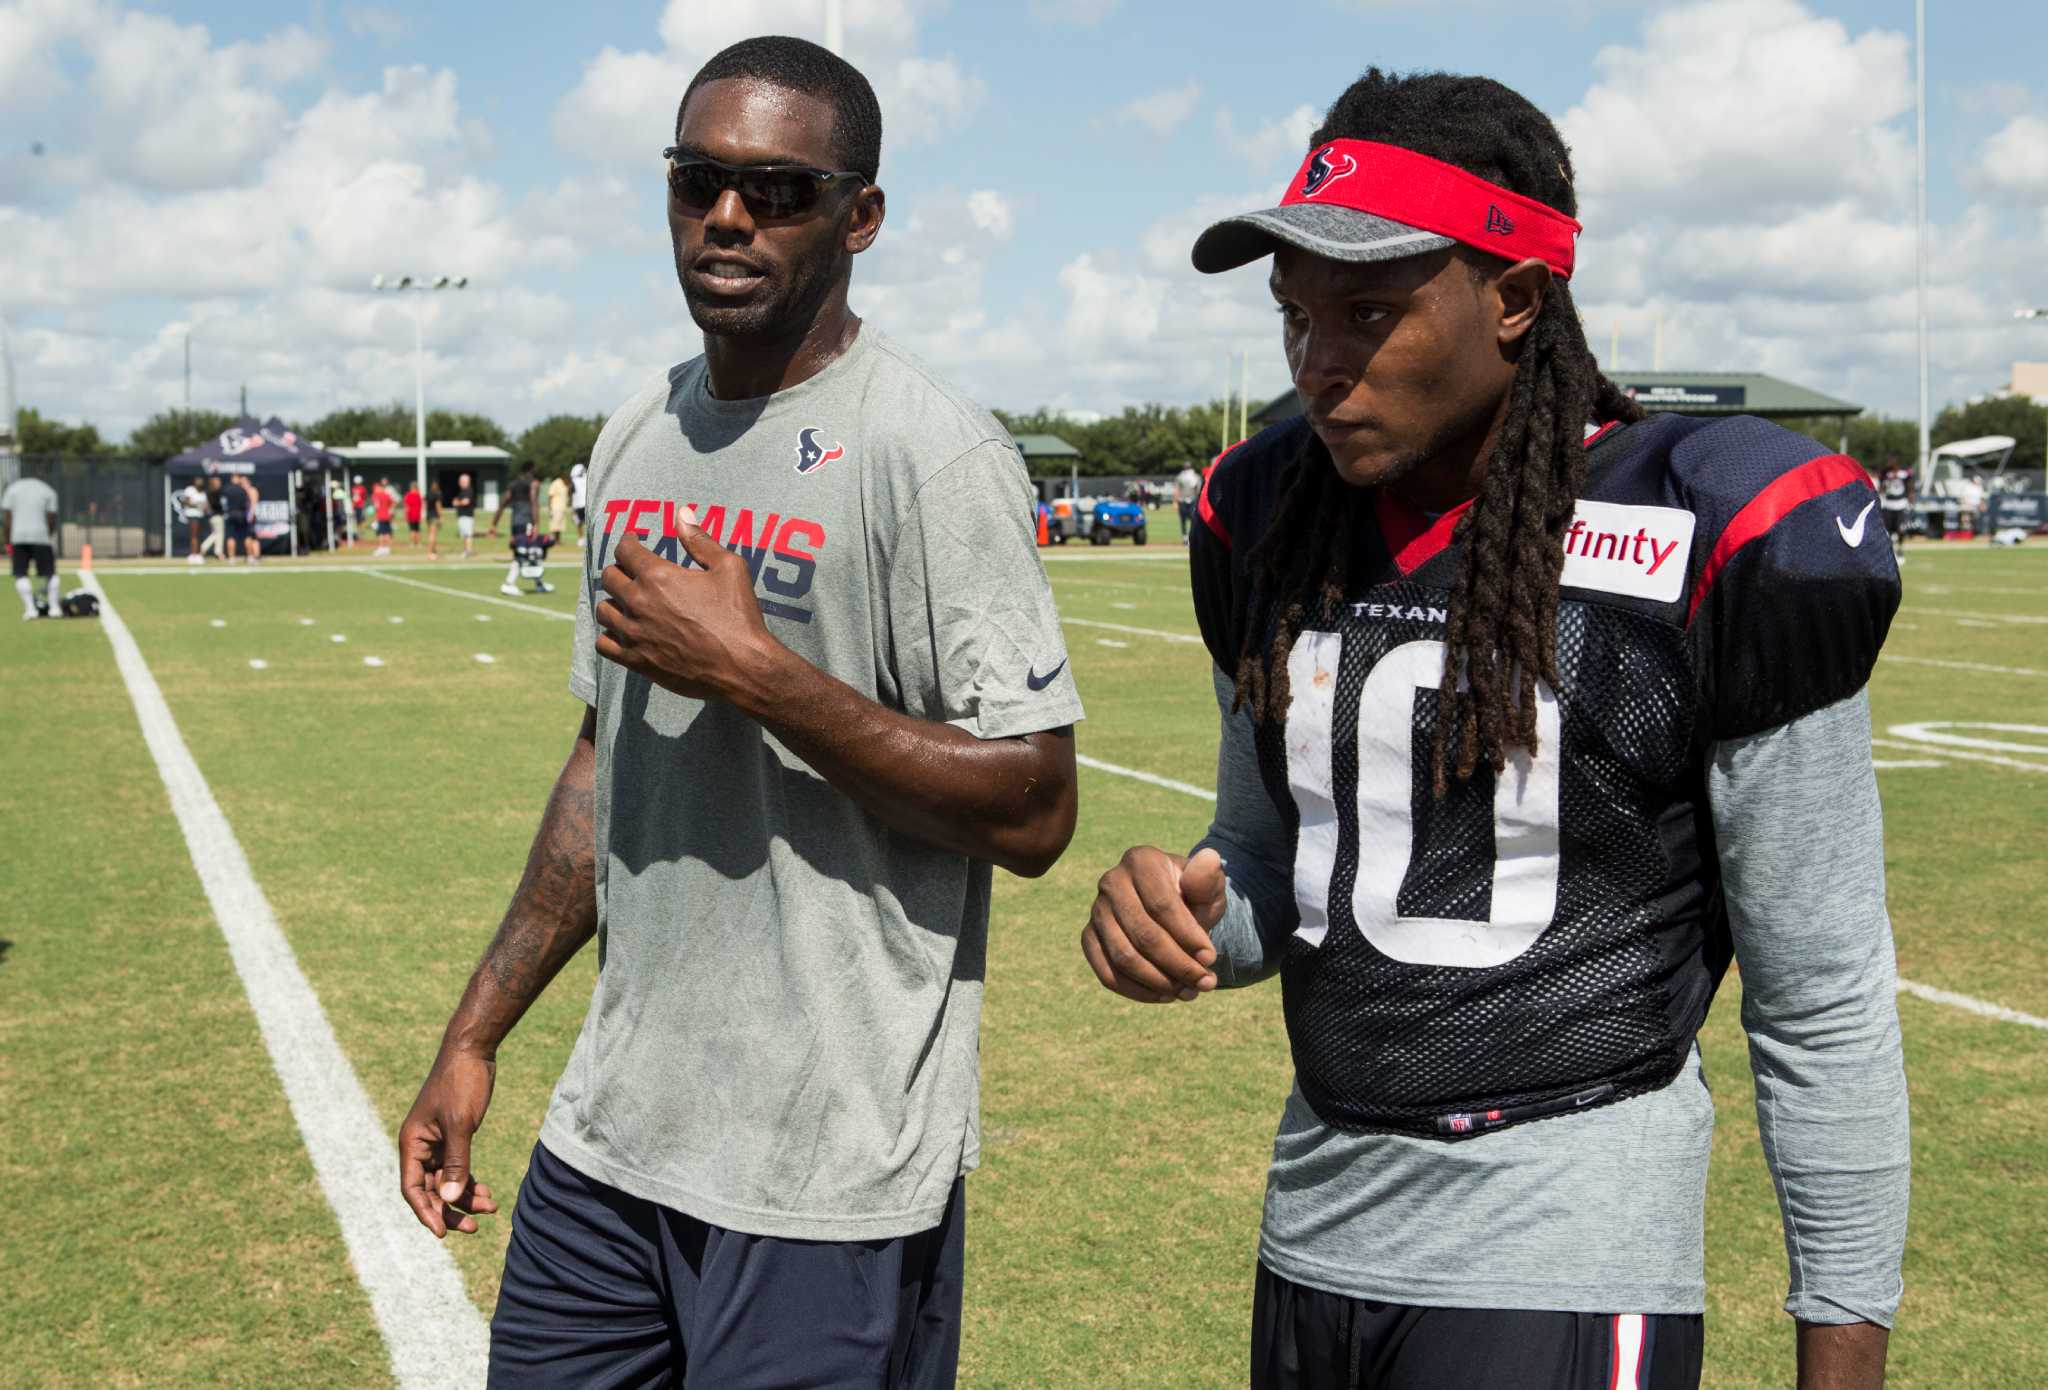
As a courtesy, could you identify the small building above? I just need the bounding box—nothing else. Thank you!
[1011,433,1083,475]
[328,439,515,511]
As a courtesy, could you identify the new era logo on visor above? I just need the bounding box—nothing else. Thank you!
[1485,204,1515,236]
[1300,145,1357,199]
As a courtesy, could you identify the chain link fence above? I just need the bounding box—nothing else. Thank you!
[13,455,166,559]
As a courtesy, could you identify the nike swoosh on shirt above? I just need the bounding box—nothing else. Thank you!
[1026,660,1068,692]
[1837,499,1876,547]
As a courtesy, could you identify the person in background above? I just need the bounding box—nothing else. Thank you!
[221,472,255,564]
[176,480,208,564]
[425,478,445,560]
[491,461,541,596]
[200,476,227,561]
[570,460,588,547]
[351,475,368,544]
[405,479,426,549]
[371,477,397,557]
[547,469,571,544]
[1175,461,1203,540]
[1959,472,1986,538]
[3,472,61,618]
[1878,454,1913,561]
[452,472,478,559]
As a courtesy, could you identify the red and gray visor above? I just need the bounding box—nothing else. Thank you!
[1191,139,1581,280]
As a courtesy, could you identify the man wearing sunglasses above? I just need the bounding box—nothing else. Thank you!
[398,34,1080,1390]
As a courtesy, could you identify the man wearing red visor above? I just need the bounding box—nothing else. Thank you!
[1081,70,1907,1389]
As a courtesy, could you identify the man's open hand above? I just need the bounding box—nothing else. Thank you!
[398,1048,499,1238]
[594,517,783,705]
[1082,846,1227,1003]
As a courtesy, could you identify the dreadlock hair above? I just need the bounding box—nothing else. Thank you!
[678,36,884,182]
[1231,68,1643,794]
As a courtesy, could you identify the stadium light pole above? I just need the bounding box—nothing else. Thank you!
[2018,308,2048,486]
[1914,0,1930,484]
[370,273,468,505]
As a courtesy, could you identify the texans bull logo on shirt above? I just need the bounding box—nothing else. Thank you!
[595,497,826,624]
[795,427,846,475]
[1300,145,1357,199]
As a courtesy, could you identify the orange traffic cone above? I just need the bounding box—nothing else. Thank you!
[80,543,93,573]
[1036,506,1050,547]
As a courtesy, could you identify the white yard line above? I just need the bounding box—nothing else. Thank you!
[87,577,490,1389]
[1901,606,2048,625]
[1870,735,2048,776]
[1074,753,1216,802]
[1882,655,2048,680]
[100,559,577,577]
[1077,741,2047,1033]
[1871,758,1945,770]
[1062,616,1204,645]
[365,569,573,621]
[1896,979,2048,1031]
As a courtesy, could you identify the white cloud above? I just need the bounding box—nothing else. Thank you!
[551,0,983,169]
[342,5,413,44]
[1101,79,1201,137]
[1970,115,2048,202]
[1214,104,1319,178]
[1555,0,2048,418]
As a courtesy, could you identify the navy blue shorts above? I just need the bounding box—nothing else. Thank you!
[489,1142,964,1389]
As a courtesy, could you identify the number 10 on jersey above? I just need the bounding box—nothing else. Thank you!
[1285,633,1561,969]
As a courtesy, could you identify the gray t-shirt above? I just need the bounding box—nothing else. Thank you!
[542,327,1083,1242]
[3,477,58,546]
[1200,672,1908,1325]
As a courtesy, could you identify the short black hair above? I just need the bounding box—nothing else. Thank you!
[677,35,883,182]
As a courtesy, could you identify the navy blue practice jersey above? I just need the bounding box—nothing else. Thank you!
[1191,414,1900,1139]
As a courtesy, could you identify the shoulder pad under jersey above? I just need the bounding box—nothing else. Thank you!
[1192,418,1313,674]
[1664,415,1900,738]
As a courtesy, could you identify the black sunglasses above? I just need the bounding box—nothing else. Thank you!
[661,148,866,220]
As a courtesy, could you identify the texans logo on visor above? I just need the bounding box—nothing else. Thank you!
[1300,145,1357,199]
[794,427,845,475]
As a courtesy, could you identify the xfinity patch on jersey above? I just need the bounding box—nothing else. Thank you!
[1559,500,1696,604]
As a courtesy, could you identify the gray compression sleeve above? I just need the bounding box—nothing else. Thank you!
[1193,666,1297,988]
[1709,687,1911,1327]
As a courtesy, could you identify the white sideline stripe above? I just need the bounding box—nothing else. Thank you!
[366,569,573,621]
[1870,735,2048,775]
[1063,616,1203,645]
[1077,742,2047,1032]
[1074,753,1216,802]
[1883,655,2048,680]
[1872,758,1945,769]
[87,577,491,1388]
[1897,979,2048,1031]
[99,560,575,577]
[1902,606,2048,625]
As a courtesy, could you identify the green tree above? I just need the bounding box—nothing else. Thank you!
[994,400,1238,478]
[17,407,106,458]
[1932,395,2047,478]
[517,413,607,478]
[126,408,238,463]
[1778,414,1919,473]
[298,403,510,451]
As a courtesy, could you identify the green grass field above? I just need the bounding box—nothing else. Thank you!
[2,531,2043,1387]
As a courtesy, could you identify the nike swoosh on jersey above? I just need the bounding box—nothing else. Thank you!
[1837,498,1876,548]
[1026,659,1067,691]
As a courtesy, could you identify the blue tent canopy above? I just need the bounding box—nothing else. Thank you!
[167,416,338,478]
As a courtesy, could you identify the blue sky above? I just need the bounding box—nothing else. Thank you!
[3,0,2045,441]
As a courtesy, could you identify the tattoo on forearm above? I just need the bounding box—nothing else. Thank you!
[479,773,597,1012]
